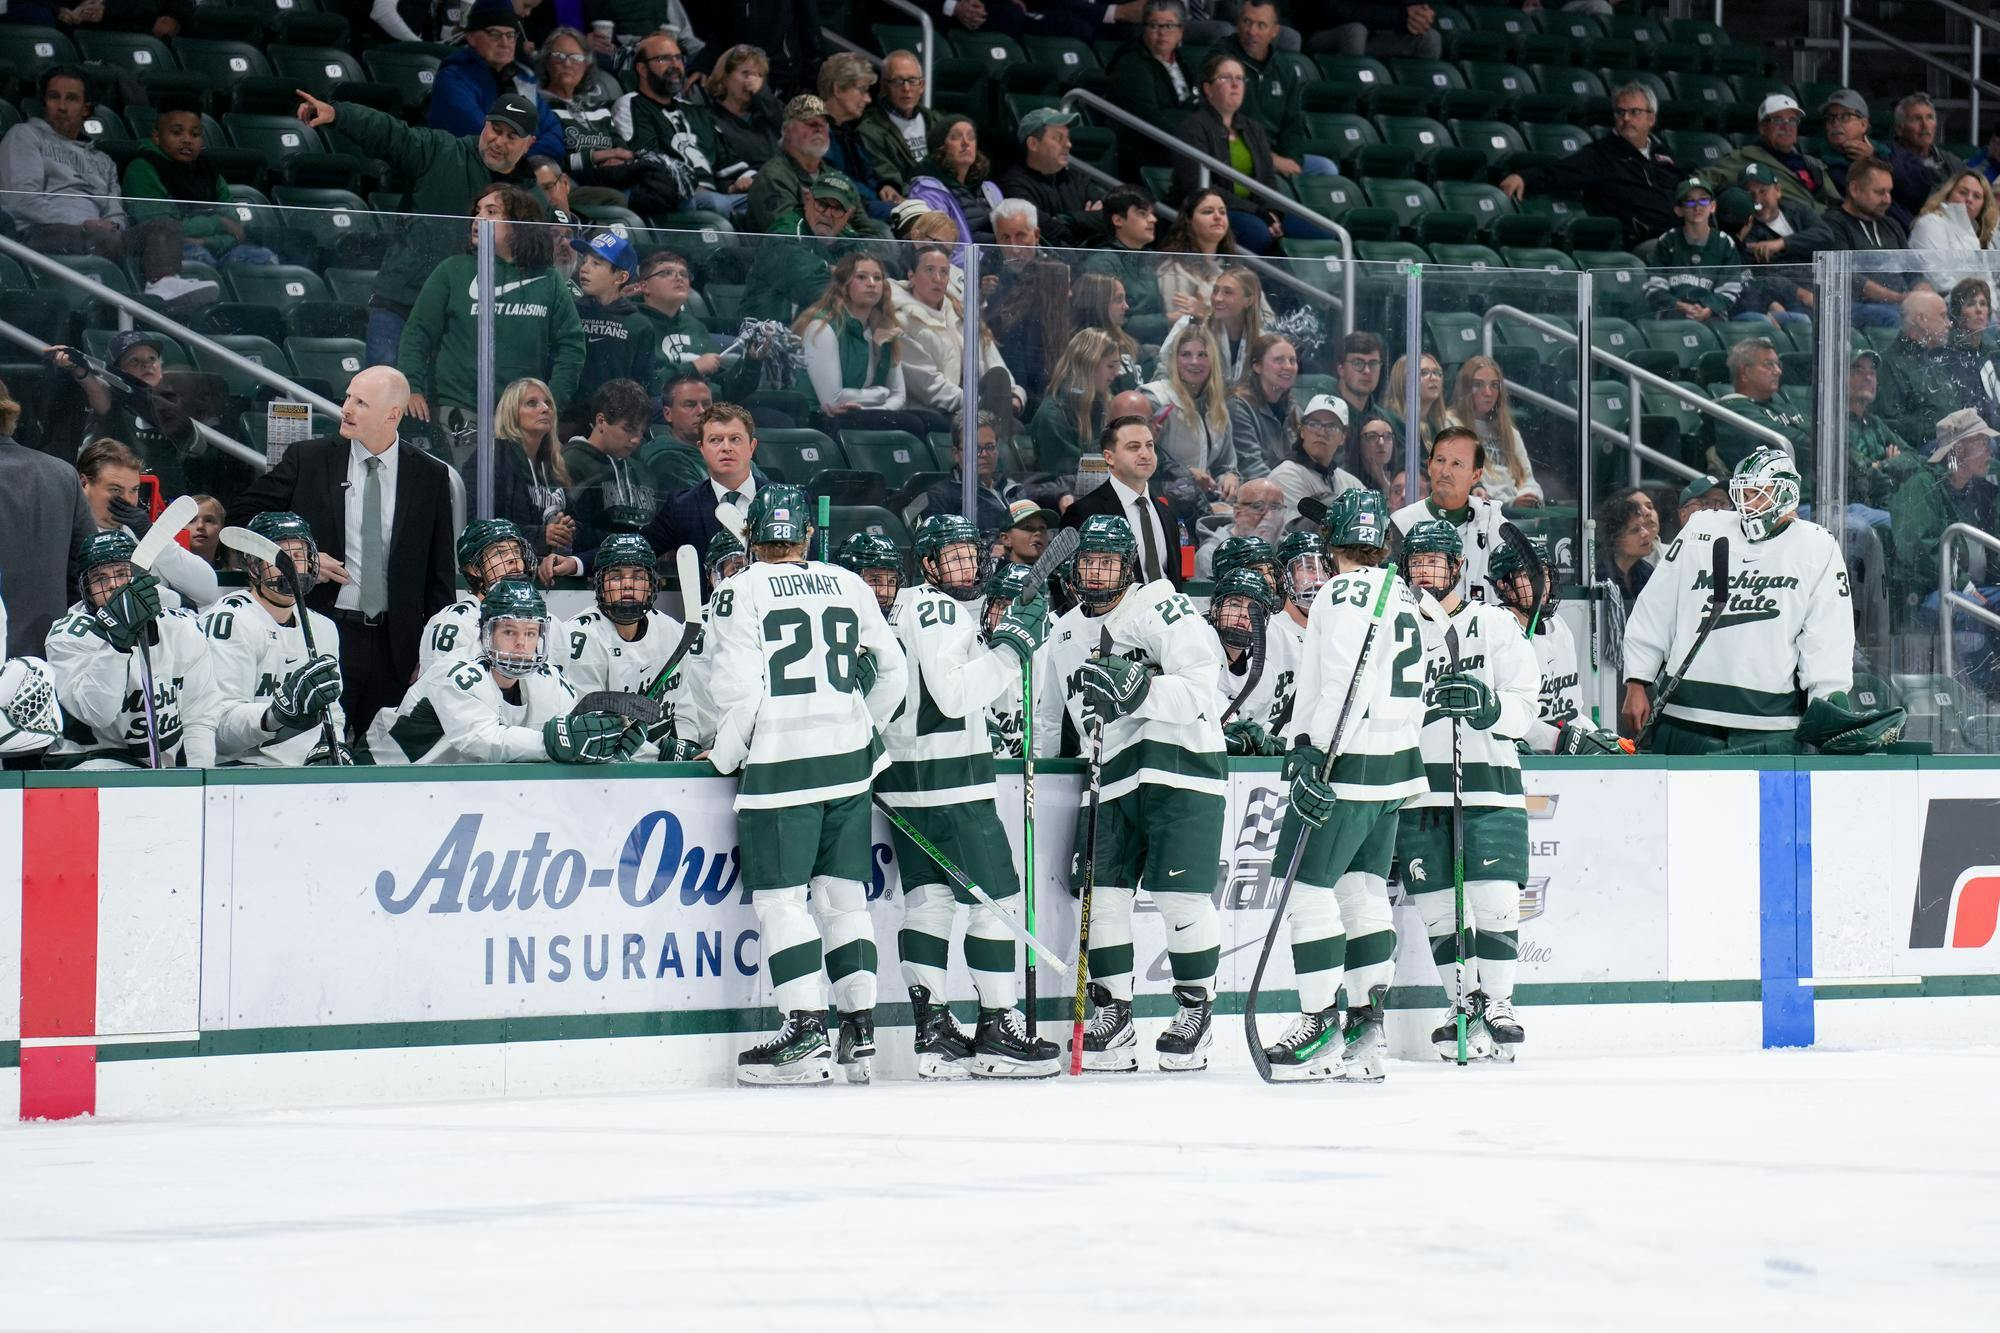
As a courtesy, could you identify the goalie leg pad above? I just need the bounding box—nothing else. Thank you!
[898,881,958,1003]
[810,876,878,1014]
[1085,885,1137,1002]
[1153,891,1219,995]
[1287,881,1347,1015]
[753,886,825,1015]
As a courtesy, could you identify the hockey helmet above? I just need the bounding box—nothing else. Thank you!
[479,578,550,677]
[913,512,989,601]
[1488,532,1551,615]
[1277,529,1330,608]
[1211,534,1279,595]
[1324,488,1390,552]
[244,510,319,602]
[706,529,748,585]
[1401,517,1463,595]
[746,483,814,548]
[1069,514,1138,612]
[455,518,532,594]
[77,529,138,608]
[1207,567,1279,649]
[982,560,1036,639]
[835,531,906,612]
[592,533,658,626]
[1729,446,1801,542]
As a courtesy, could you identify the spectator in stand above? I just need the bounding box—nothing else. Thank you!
[0,68,218,309]
[1206,268,1269,385]
[1702,337,1810,479]
[1500,83,1681,247]
[50,331,227,503]
[1908,171,1999,295]
[1888,93,1967,227]
[921,410,1024,534]
[1384,352,1451,450]
[1343,411,1397,497]
[494,377,577,570]
[858,51,943,195]
[1892,410,2000,613]
[226,366,456,738]
[1449,355,1542,508]
[1031,328,1124,480]
[563,378,658,553]
[615,30,745,219]
[1818,89,1880,198]
[1070,273,1144,391]
[295,88,546,368]
[634,248,721,383]
[1708,94,1839,216]
[1757,158,1916,328]
[987,197,1045,299]
[1174,54,1289,254]
[1217,1,1338,179]
[919,0,1136,42]
[893,244,1024,421]
[996,109,1107,249]
[429,1,567,162]
[1300,0,1443,58]
[583,1,705,62]
[692,45,781,197]
[569,231,655,436]
[186,495,224,568]
[1083,187,1162,321]
[641,402,766,592]
[1878,290,1988,449]
[1969,121,2000,184]
[1267,393,1362,529]
[1845,349,1912,524]
[1950,278,1997,355]
[688,1,820,92]
[539,27,669,213]
[0,379,94,658]
[74,438,221,609]
[1333,331,1384,422]
[1193,477,1285,580]
[1674,474,1733,532]
[1737,160,1817,247]
[3,0,189,38]
[1227,333,1301,481]
[745,94,839,232]
[397,184,584,441]
[1643,177,1745,324]
[1596,486,1658,612]
[998,497,1060,567]
[1108,3,1202,166]
[795,252,939,435]
[122,97,278,269]
[741,172,866,322]
[1144,315,1240,495]
[1156,190,1257,324]
[819,54,901,219]
[904,115,1003,244]
[637,371,712,492]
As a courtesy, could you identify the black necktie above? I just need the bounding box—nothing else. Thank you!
[1134,495,1162,583]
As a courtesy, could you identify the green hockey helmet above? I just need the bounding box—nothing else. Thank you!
[592,532,657,625]
[836,531,906,611]
[479,578,551,676]
[1488,531,1551,614]
[746,483,814,548]
[913,512,989,600]
[1729,446,1802,542]
[1277,529,1330,608]
[455,517,531,594]
[1401,517,1463,595]
[77,529,138,608]
[244,510,320,600]
[1325,487,1389,552]
[1211,534,1278,595]
[1207,567,1279,649]
[706,529,748,584]
[982,560,1036,638]
[1069,513,1138,612]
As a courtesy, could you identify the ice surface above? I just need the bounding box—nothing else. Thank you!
[4,1048,1996,1331]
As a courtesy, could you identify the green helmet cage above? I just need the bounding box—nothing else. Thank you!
[1069,513,1138,611]
[1208,567,1279,649]
[479,578,551,675]
[706,529,748,583]
[78,529,138,607]
[913,512,989,600]
[454,518,532,594]
[1488,531,1551,611]
[592,533,658,626]
[1277,529,1330,607]
[747,483,814,547]
[1211,535,1278,588]
[982,560,1036,638]
[1401,517,1463,593]
[1325,488,1390,550]
[835,531,904,574]
[245,510,320,598]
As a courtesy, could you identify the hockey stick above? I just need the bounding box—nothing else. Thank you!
[714,501,748,544]
[869,795,1073,976]
[219,524,349,765]
[1069,625,1115,1076]
[1244,564,1397,1083]
[1220,601,1270,726]
[817,493,831,562]
[1496,521,1551,638]
[602,545,707,756]
[1416,589,1471,1066]
[570,691,662,725]
[128,495,201,770]
[1639,537,1730,748]
[1007,527,1077,1034]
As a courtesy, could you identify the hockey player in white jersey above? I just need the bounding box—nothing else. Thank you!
[556,534,699,759]
[707,483,908,1085]
[1488,536,1623,755]
[833,531,905,619]
[202,511,347,766]
[362,580,634,766]
[1259,489,1427,1082]
[419,519,534,679]
[657,530,748,752]
[1620,448,1881,755]
[43,530,220,769]
[1207,568,1284,755]
[981,561,1034,758]
[1390,427,1508,604]
[1034,508,1228,1073]
[1265,529,1328,732]
[1209,534,1280,600]
[1399,519,1541,1059]
[880,513,1060,1079]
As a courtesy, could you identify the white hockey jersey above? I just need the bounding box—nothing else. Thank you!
[706,559,907,811]
[1623,509,1853,732]
[880,583,1017,808]
[1524,615,1587,753]
[417,595,482,679]
[1391,496,1508,605]
[1212,623,1286,739]
[364,657,579,765]
[556,607,696,756]
[200,591,347,766]
[1294,565,1427,803]
[988,672,1026,758]
[1033,579,1226,803]
[1409,597,1540,808]
[1264,607,1308,736]
[42,604,219,769]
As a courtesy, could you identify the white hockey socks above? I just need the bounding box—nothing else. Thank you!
[964,900,1018,1010]
[898,882,957,1001]
[1287,881,1346,1014]
[1334,872,1396,1008]
[753,885,824,1014]
[1467,878,1520,1004]
[1085,885,1137,1001]
[1154,891,1219,995]
[810,875,878,1014]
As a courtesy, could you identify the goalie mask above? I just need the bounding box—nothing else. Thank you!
[455,518,532,595]
[77,529,138,609]
[913,513,989,602]
[836,532,906,612]
[1277,530,1330,609]
[244,510,319,604]
[592,533,658,626]
[479,579,551,677]
[1211,535,1279,598]
[1729,447,1802,542]
[746,483,813,549]
[1401,518,1463,595]
[1488,532,1552,618]
[0,657,61,750]
[1069,514,1138,613]
[1206,568,1279,650]
[982,561,1034,640]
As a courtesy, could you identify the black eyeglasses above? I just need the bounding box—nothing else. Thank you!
[639,51,684,66]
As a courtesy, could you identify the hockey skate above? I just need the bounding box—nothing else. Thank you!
[1432,991,1497,1063]
[1080,983,1138,1072]
[1340,1001,1388,1082]
[1483,995,1524,1061]
[909,986,975,1081]
[969,1007,1062,1079]
[1156,985,1213,1072]
[1261,1007,1343,1083]
[836,1009,876,1084]
[737,1011,833,1086]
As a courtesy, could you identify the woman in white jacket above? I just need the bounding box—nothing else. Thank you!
[794,251,941,436]
[1142,315,1239,498]
[1909,170,2000,294]
[891,243,1024,419]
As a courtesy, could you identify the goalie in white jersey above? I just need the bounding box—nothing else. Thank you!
[419,519,534,679]
[1035,498,1228,1073]
[202,511,347,766]
[707,482,907,1086]
[1620,448,1892,755]
[1389,427,1508,604]
[43,530,220,769]
[1259,489,1427,1082]
[1399,519,1541,1059]
[556,533,699,759]
[362,580,636,766]
[1488,535,1623,755]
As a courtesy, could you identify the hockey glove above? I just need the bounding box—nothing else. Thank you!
[90,572,162,652]
[854,648,879,696]
[988,593,1050,664]
[1282,742,1337,828]
[1223,717,1272,757]
[1078,653,1150,724]
[1553,720,1630,756]
[644,716,701,761]
[108,496,153,542]
[1426,672,1501,730]
[267,653,343,733]
[543,711,627,764]
[1798,691,1908,754]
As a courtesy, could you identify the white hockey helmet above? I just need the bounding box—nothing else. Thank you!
[1728,446,1801,542]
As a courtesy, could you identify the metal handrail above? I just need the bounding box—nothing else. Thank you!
[821,30,883,68]
[0,316,265,469]
[1479,303,1793,455]
[1939,522,2000,680]
[1841,0,1999,139]
[1504,374,1703,482]
[1058,88,1357,334]
[880,0,934,109]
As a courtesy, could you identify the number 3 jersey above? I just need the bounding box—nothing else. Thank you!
[1033,579,1226,802]
[556,608,705,754]
[363,658,579,765]
[880,584,1018,808]
[42,604,220,769]
[1293,566,1426,804]
[1409,598,1540,810]
[705,559,907,810]
[200,591,346,766]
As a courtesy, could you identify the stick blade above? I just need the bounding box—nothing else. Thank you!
[1709,534,1730,603]
[218,525,281,564]
[571,690,662,725]
[1018,525,1079,604]
[1296,495,1332,528]
[131,494,202,570]
[675,543,704,617]
[714,502,747,543]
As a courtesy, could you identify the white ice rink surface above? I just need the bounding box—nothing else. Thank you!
[4,1047,1997,1332]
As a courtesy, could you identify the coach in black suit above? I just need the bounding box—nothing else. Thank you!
[639,402,767,592]
[1061,413,1189,588]
[228,366,456,738]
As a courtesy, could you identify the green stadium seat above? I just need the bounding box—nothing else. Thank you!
[324,267,379,305]
[1303,112,1382,169]
[1374,114,1455,164]
[827,505,911,552]
[1553,214,1624,253]
[1459,60,1536,106]
[1312,55,1395,114]
[1021,36,1100,82]
[192,301,288,345]
[1435,180,1516,236]
[1662,129,1735,172]
[270,44,367,99]
[78,106,131,140]
[947,29,1027,84]
[1576,250,1650,316]
[1667,19,1732,50]
[225,264,330,314]
[1354,240,1430,267]
[1667,71,1735,115]
[1531,65,1608,105]
[1293,174,1366,219]
[1522,122,1591,158]
[173,37,273,89]
[1496,312,1575,362]
[1424,311,1486,367]
[282,337,366,399]
[285,300,367,339]
[840,430,935,481]
[1606,15,1668,45]
[1639,318,1724,369]
[755,429,850,485]
[1500,247,1579,272]
[223,114,325,165]
[1337,208,1405,241]
[1415,211,1481,246]
[1427,242,1505,269]
[0,26,75,69]
[76,30,175,74]
[1465,5,1538,36]
[1447,118,1527,169]
[873,24,926,58]
[192,334,294,398]
[1362,178,1442,230]
[1591,317,1645,360]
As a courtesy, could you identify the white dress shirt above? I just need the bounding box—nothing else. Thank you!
[709,475,756,509]
[339,437,399,614]
[1107,473,1171,583]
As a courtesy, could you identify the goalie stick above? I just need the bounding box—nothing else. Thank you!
[1640,537,1730,748]
[1069,625,1114,1076]
[218,524,349,765]
[1416,589,1472,1065]
[1015,525,1079,1034]
[129,495,200,770]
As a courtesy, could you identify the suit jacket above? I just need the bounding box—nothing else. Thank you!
[640,480,746,596]
[227,435,457,685]
[1062,478,1190,589]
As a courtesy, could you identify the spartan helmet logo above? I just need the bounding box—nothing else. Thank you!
[1406,857,1428,883]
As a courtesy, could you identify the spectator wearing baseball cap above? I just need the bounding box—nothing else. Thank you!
[1819,89,1882,197]
[1267,392,1362,532]
[568,231,657,440]
[745,93,839,232]
[1845,347,1913,518]
[1643,177,1745,324]
[1738,160,1819,244]
[1498,82,1683,247]
[997,497,1062,566]
[1674,474,1732,530]
[1890,408,2000,604]
[995,107,1108,248]
[1705,93,1840,215]
[741,170,868,324]
[428,0,567,163]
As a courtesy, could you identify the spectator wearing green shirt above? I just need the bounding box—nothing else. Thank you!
[741,173,865,323]
[121,97,278,267]
[1845,348,1914,521]
[745,95,836,233]
[1643,177,1746,323]
[1892,410,2000,664]
[1218,1,1340,180]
